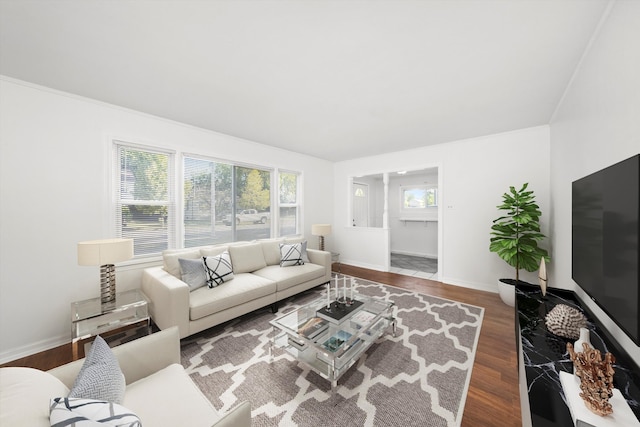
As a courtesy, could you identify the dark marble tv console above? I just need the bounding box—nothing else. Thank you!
[516,283,640,427]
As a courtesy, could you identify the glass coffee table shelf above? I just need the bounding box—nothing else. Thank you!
[269,292,395,390]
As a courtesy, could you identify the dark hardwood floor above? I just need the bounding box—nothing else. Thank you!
[2,264,521,426]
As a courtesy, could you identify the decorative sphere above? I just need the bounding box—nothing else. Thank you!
[544,304,587,339]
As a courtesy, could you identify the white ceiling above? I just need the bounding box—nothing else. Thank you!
[0,0,609,161]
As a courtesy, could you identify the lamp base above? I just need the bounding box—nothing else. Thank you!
[319,236,325,251]
[100,264,117,304]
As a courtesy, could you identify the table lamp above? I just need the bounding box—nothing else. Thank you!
[78,238,134,303]
[311,224,332,251]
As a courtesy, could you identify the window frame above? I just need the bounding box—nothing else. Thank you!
[278,169,302,237]
[113,140,176,258]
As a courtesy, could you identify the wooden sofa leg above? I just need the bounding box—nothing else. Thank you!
[271,303,278,313]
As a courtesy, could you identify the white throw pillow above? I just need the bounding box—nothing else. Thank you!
[203,251,234,288]
[50,397,141,426]
[280,243,305,267]
[69,336,125,404]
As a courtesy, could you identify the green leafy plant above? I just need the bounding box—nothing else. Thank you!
[490,183,549,282]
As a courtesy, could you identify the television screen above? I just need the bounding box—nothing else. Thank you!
[572,154,639,346]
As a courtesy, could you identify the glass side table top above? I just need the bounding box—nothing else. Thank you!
[269,291,395,389]
[72,288,148,322]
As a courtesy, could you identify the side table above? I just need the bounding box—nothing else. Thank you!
[330,252,341,273]
[71,288,150,360]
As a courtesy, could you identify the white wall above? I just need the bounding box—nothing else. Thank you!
[334,125,551,292]
[0,77,334,362]
[550,0,640,360]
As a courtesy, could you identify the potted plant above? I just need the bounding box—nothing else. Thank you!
[490,183,550,306]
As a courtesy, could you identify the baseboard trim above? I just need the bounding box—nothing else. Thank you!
[341,258,388,272]
[440,276,498,294]
[390,250,437,259]
[0,334,69,365]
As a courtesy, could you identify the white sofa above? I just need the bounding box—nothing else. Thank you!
[142,238,332,339]
[0,327,251,427]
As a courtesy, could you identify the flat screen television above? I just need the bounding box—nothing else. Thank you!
[572,154,640,346]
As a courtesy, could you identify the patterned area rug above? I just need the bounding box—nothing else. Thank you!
[180,275,484,427]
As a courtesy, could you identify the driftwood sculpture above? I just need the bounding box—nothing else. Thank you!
[567,342,616,416]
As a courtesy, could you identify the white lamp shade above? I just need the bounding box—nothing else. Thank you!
[78,238,134,266]
[311,224,332,237]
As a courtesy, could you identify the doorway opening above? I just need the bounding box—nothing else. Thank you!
[388,168,439,279]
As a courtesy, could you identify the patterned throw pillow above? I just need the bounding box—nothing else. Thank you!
[50,397,141,426]
[69,335,125,404]
[178,257,207,291]
[280,243,305,267]
[203,251,234,288]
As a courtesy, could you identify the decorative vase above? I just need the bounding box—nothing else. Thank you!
[538,257,547,297]
[574,328,591,352]
[573,327,591,374]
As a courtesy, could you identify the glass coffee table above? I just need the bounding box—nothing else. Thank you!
[269,291,395,390]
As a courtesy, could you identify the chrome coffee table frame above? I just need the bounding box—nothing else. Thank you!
[269,290,395,390]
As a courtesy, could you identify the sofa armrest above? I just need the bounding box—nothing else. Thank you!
[307,249,332,280]
[212,401,251,427]
[48,327,181,388]
[142,266,191,338]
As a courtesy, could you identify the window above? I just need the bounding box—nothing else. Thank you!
[279,171,300,236]
[183,156,272,246]
[115,143,174,257]
[234,165,271,241]
[400,185,437,210]
[183,157,230,247]
[115,142,299,257]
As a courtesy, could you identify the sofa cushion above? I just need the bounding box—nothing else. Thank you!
[253,263,325,292]
[199,245,228,257]
[258,238,285,266]
[284,236,304,244]
[163,248,201,278]
[0,367,70,427]
[50,397,141,426]
[189,273,276,321]
[280,242,305,267]
[203,252,234,288]
[124,363,219,427]
[228,243,267,274]
[69,335,126,404]
[179,258,207,291]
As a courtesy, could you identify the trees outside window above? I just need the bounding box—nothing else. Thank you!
[116,144,174,256]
